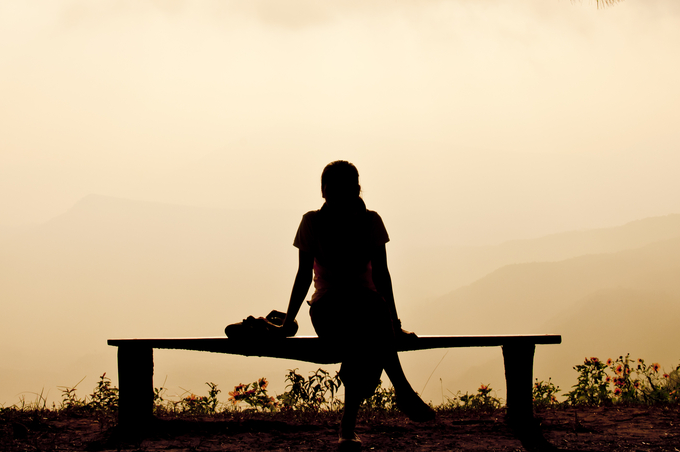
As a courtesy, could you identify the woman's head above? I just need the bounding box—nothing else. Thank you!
[321,160,361,203]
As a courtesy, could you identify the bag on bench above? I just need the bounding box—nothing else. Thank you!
[225,310,298,340]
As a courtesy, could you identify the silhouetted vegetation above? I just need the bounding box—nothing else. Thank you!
[566,355,680,406]
[2,359,679,451]
[3,356,679,424]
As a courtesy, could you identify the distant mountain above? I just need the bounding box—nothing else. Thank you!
[2,195,679,407]
[540,287,680,377]
[394,213,680,303]
[0,195,308,405]
[1,194,306,334]
[428,286,680,404]
[411,235,680,335]
[403,236,680,403]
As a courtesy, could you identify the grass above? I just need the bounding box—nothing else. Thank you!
[2,355,679,424]
[2,359,679,452]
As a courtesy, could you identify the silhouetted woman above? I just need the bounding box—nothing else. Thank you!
[276,160,434,449]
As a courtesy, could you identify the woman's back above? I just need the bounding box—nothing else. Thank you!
[294,199,389,303]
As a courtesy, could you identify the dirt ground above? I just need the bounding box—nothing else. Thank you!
[2,405,679,451]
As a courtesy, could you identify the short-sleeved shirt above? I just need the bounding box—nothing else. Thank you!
[293,202,390,304]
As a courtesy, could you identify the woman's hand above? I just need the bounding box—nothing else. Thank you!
[393,318,418,341]
[280,319,299,337]
[398,327,418,340]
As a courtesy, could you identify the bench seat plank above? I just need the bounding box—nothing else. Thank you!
[108,334,561,365]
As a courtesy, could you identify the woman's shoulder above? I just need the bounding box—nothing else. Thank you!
[365,209,389,242]
[298,209,323,230]
[300,209,321,221]
[365,209,385,223]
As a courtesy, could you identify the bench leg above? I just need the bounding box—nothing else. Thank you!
[502,343,535,426]
[117,345,154,431]
[503,344,558,451]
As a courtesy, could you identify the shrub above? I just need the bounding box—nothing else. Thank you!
[228,378,278,412]
[176,382,223,415]
[58,377,88,413]
[277,368,343,412]
[613,356,680,404]
[663,366,680,403]
[9,355,680,420]
[88,373,118,412]
[361,381,396,412]
[566,357,611,406]
[441,384,502,412]
[153,385,167,415]
[53,373,120,416]
[567,355,680,406]
[533,378,560,408]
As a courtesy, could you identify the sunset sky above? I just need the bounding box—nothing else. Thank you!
[2,0,679,246]
[2,0,680,408]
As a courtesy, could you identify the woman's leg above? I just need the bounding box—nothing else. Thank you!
[340,293,435,423]
[340,384,361,439]
[310,289,433,432]
[311,292,381,441]
[381,351,411,392]
[362,343,432,422]
[353,291,435,422]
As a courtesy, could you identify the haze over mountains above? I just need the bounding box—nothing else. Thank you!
[394,213,680,302]
[405,235,680,402]
[1,195,679,405]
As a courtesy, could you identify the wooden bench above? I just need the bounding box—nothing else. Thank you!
[108,334,561,432]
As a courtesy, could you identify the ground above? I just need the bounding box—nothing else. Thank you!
[2,406,679,451]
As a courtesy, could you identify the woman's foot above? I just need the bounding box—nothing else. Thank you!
[396,390,436,422]
[338,432,362,451]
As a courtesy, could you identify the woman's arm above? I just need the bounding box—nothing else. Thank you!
[372,244,417,337]
[370,244,399,324]
[280,249,314,335]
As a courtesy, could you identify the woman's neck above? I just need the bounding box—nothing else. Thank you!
[321,197,366,215]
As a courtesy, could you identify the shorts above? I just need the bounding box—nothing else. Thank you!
[309,287,396,399]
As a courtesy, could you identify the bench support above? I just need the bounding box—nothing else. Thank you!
[109,334,560,446]
[502,343,535,425]
[117,345,154,431]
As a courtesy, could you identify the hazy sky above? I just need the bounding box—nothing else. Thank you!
[2,0,680,406]
[2,0,680,245]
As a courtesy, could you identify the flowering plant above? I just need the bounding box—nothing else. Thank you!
[228,378,278,411]
[277,368,343,412]
[445,384,502,412]
[566,357,611,405]
[567,354,680,405]
[176,382,222,415]
[533,378,560,408]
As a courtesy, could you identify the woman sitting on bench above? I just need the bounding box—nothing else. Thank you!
[274,160,435,449]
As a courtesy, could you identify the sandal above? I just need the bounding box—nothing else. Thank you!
[225,310,298,339]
